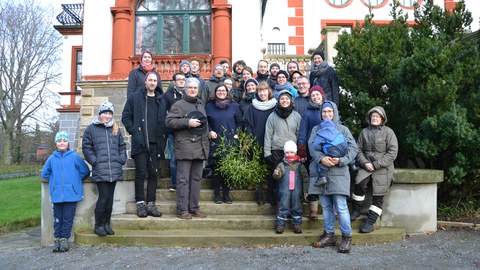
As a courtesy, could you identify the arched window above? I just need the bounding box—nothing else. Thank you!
[325,0,352,7]
[135,0,211,55]
[361,0,388,8]
[397,0,420,8]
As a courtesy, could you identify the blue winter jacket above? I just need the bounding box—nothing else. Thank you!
[41,149,90,203]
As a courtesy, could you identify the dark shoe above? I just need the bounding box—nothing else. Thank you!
[59,238,69,252]
[205,170,213,179]
[94,225,107,236]
[147,202,162,217]
[338,234,352,253]
[223,194,233,204]
[293,224,302,234]
[169,187,176,192]
[350,199,364,221]
[104,223,115,235]
[276,226,284,234]
[313,231,336,248]
[177,212,192,220]
[136,202,148,218]
[256,191,265,205]
[360,210,379,233]
[214,194,223,204]
[315,177,327,186]
[191,211,207,218]
[52,238,61,253]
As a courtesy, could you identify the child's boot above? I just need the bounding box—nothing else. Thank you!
[52,238,61,253]
[308,201,318,221]
[315,176,327,186]
[59,238,69,252]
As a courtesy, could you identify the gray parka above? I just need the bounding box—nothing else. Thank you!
[355,106,398,196]
[308,102,357,196]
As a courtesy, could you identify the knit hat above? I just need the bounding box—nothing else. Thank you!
[321,101,334,111]
[214,64,224,71]
[276,70,289,82]
[283,140,297,153]
[179,60,191,71]
[55,131,70,143]
[270,63,280,72]
[312,51,325,61]
[277,90,293,100]
[244,78,259,89]
[309,85,326,98]
[98,101,114,115]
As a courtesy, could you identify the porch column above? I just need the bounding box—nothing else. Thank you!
[321,26,341,66]
[211,1,232,65]
[110,4,133,79]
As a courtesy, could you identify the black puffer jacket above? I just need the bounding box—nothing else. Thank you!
[127,66,163,98]
[82,121,127,182]
[122,86,166,158]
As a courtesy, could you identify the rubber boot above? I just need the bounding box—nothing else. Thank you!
[309,201,318,221]
[350,199,364,221]
[338,234,352,253]
[313,231,336,248]
[360,210,379,233]
[93,212,107,236]
[104,209,114,235]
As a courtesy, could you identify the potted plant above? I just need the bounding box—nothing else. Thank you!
[212,128,268,189]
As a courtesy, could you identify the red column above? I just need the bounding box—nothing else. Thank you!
[110,4,133,79]
[444,0,458,12]
[211,1,232,66]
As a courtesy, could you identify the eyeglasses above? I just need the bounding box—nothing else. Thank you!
[297,82,309,85]
[176,78,186,81]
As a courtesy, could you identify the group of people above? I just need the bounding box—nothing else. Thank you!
[41,50,398,254]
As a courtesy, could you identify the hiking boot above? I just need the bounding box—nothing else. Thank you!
[136,202,147,218]
[293,224,302,234]
[276,226,284,234]
[191,211,207,218]
[313,231,336,248]
[52,238,61,253]
[338,234,352,253]
[214,194,223,204]
[94,225,107,236]
[177,212,192,220]
[360,210,379,233]
[59,238,69,252]
[104,223,115,235]
[223,194,233,204]
[147,202,162,217]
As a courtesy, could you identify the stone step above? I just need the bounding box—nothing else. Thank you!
[126,201,330,216]
[155,188,264,202]
[157,178,215,189]
[110,214,372,231]
[75,227,406,247]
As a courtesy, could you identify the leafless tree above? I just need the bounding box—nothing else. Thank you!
[0,0,61,164]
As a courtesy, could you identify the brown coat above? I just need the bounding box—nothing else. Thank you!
[166,98,210,160]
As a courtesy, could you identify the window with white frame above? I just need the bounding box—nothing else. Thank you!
[363,0,387,7]
[326,0,352,6]
[397,0,420,8]
[135,0,211,55]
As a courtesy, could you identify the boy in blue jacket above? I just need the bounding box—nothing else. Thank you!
[42,131,90,253]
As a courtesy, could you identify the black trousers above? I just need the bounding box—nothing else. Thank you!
[354,176,384,209]
[95,181,117,214]
[133,144,158,203]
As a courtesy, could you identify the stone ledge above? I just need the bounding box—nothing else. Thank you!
[437,221,475,228]
[393,169,444,184]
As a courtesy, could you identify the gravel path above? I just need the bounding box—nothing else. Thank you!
[1,228,479,270]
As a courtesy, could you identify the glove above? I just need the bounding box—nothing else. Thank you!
[298,144,307,159]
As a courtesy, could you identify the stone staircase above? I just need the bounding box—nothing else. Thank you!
[74,178,406,247]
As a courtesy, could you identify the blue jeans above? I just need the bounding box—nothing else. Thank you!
[277,171,303,227]
[53,202,77,239]
[168,134,177,188]
[319,194,352,235]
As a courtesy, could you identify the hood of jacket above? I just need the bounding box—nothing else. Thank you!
[321,101,341,126]
[366,106,387,126]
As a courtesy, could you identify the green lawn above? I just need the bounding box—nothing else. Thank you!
[0,176,41,234]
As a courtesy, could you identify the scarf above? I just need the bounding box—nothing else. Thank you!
[92,116,114,127]
[256,71,269,82]
[252,98,277,111]
[274,103,294,119]
[310,61,329,78]
[285,155,301,164]
[184,94,198,104]
[274,82,294,92]
[215,98,230,110]
[308,101,322,109]
[141,63,155,73]
[243,92,256,103]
